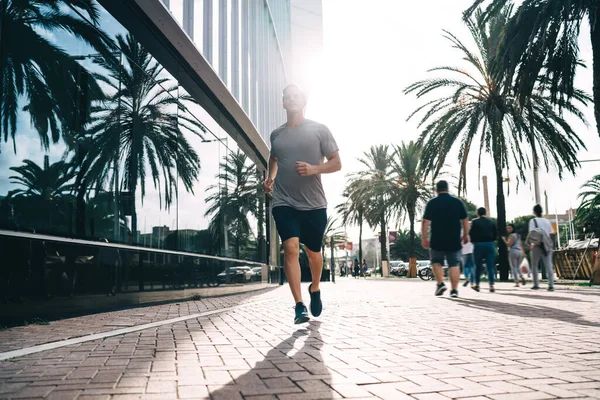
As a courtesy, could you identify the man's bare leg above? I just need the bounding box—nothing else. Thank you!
[283,238,302,304]
[448,266,460,290]
[433,263,444,284]
[305,248,322,292]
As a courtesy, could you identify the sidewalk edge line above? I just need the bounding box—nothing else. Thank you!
[0,298,273,362]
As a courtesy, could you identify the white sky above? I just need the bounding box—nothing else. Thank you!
[302,0,600,243]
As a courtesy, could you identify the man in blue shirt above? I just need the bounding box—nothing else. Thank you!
[421,181,469,297]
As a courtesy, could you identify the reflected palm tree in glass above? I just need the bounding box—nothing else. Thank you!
[7,155,75,230]
[73,33,207,241]
[205,150,259,259]
[0,0,108,153]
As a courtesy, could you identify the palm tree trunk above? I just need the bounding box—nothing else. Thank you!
[590,10,600,138]
[494,164,509,281]
[380,213,387,262]
[358,216,363,266]
[528,102,541,205]
[408,206,417,278]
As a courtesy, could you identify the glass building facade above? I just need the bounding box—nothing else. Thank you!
[0,0,319,316]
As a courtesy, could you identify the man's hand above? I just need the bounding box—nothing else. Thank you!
[462,234,469,245]
[296,162,317,176]
[262,178,274,193]
[421,237,430,250]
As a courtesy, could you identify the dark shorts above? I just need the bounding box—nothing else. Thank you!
[430,249,462,267]
[272,206,327,252]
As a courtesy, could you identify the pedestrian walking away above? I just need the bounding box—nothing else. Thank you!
[421,180,469,298]
[263,84,342,324]
[361,259,368,278]
[503,224,526,287]
[462,230,475,289]
[353,259,360,279]
[525,204,555,291]
[470,207,497,293]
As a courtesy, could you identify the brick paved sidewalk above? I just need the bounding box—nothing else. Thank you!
[0,288,279,354]
[1,279,599,399]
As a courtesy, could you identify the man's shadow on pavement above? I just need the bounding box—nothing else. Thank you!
[210,320,333,400]
[494,291,590,303]
[451,298,600,328]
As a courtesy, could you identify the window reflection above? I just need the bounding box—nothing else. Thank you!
[0,0,274,307]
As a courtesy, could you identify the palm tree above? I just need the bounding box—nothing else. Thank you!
[575,175,600,238]
[575,175,600,284]
[404,7,588,279]
[321,216,343,269]
[465,0,600,138]
[8,155,74,200]
[391,142,432,277]
[1,0,108,153]
[205,150,258,259]
[336,182,366,266]
[346,145,398,263]
[7,155,76,230]
[78,34,207,239]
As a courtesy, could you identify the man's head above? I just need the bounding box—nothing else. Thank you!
[282,84,307,113]
[533,204,543,217]
[435,180,449,194]
[477,207,486,217]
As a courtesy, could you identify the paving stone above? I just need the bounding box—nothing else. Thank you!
[0,281,599,400]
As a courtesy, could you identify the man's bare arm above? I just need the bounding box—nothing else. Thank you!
[462,218,470,244]
[296,151,341,176]
[316,151,342,174]
[263,156,278,193]
[267,155,278,181]
[421,219,431,249]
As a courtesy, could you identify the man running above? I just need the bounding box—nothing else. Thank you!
[263,84,341,324]
[421,181,469,298]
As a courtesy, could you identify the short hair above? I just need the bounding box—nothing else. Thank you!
[435,180,449,193]
[282,84,306,100]
[477,207,486,216]
[533,204,543,217]
[507,223,515,230]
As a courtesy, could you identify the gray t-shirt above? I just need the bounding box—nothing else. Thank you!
[270,119,339,210]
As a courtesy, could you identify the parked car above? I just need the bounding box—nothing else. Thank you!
[251,266,262,281]
[390,260,408,276]
[217,266,254,284]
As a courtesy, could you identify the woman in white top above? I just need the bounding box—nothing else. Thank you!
[525,204,555,291]
[503,224,526,287]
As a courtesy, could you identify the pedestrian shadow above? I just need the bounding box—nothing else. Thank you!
[495,292,590,303]
[209,320,333,399]
[451,298,600,328]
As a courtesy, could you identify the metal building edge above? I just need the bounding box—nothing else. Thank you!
[101,0,271,169]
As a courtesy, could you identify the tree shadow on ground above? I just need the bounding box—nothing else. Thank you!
[451,298,600,328]
[494,291,590,303]
[210,320,333,399]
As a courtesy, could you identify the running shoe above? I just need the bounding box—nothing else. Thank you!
[308,284,322,317]
[294,302,309,324]
[531,286,540,290]
[547,287,555,292]
[463,280,470,287]
[489,285,495,293]
[472,285,480,292]
[435,282,447,296]
[450,289,458,298]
